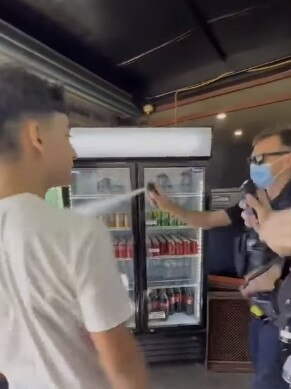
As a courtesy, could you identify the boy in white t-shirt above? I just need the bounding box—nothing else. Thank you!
[0,67,148,389]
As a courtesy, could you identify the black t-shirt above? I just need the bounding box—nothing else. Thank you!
[225,204,244,232]
[226,180,291,227]
[225,180,291,277]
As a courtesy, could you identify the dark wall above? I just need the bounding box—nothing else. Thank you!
[205,137,251,277]
[206,138,251,191]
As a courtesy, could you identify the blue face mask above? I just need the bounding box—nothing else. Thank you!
[250,163,275,189]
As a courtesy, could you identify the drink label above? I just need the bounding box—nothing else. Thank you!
[149,311,166,320]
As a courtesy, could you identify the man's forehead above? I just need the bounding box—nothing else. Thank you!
[252,135,282,154]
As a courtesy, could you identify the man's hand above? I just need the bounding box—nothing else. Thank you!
[148,185,174,211]
[240,262,282,298]
[240,189,272,230]
[259,209,291,256]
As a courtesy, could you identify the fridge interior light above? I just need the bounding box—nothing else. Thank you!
[70,127,212,158]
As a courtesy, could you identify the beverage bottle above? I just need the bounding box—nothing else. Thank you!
[167,288,175,315]
[151,289,160,312]
[160,289,169,319]
[148,291,152,314]
[174,288,182,313]
[185,288,195,315]
[181,287,187,312]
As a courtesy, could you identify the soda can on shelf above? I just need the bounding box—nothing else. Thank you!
[171,235,183,256]
[109,213,116,228]
[115,212,125,228]
[124,213,131,228]
[189,238,198,254]
[161,211,170,226]
[118,239,127,259]
[149,237,160,256]
[157,235,167,255]
[151,210,159,225]
[167,236,176,256]
[169,214,177,226]
[180,236,191,255]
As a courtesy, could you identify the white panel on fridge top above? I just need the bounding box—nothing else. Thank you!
[70,127,212,158]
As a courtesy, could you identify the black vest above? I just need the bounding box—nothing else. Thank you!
[234,181,291,277]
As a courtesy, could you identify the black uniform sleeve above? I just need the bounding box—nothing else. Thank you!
[225,204,245,231]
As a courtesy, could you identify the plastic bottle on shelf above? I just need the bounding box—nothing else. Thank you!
[185,288,195,315]
[181,288,187,312]
[126,239,134,259]
[174,288,182,313]
[148,292,152,314]
[160,289,169,319]
[167,288,175,315]
[164,259,172,280]
[151,289,160,312]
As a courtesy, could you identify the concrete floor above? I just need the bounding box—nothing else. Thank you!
[150,364,251,389]
[0,364,251,388]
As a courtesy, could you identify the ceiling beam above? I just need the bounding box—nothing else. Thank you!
[184,0,227,61]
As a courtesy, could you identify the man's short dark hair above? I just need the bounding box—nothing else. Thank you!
[0,66,66,158]
[252,128,291,149]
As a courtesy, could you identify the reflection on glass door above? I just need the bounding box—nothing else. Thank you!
[144,167,204,328]
[70,167,136,329]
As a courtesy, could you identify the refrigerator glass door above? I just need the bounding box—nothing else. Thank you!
[70,167,136,329]
[45,187,65,208]
[144,167,204,328]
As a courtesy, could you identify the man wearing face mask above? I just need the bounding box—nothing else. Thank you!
[148,128,291,389]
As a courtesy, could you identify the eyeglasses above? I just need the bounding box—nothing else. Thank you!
[247,151,290,165]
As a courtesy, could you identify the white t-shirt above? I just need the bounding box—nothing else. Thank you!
[0,193,133,389]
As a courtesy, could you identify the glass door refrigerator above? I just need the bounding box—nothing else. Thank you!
[69,126,212,363]
[139,164,205,330]
[68,162,140,331]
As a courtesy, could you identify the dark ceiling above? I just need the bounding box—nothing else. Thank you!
[0,0,291,102]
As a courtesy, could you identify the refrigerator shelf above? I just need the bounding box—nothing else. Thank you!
[147,254,200,260]
[147,193,203,198]
[149,312,200,327]
[109,227,132,232]
[116,257,133,261]
[71,193,126,200]
[148,281,198,289]
[146,224,191,230]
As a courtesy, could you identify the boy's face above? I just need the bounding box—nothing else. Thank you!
[31,112,76,188]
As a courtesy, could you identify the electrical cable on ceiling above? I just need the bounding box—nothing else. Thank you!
[172,58,291,124]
